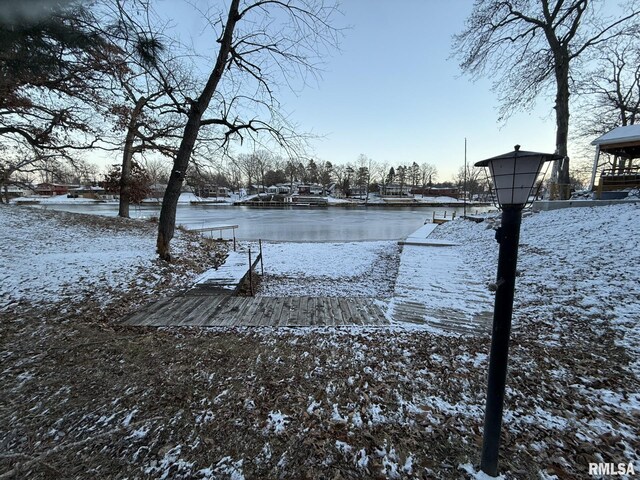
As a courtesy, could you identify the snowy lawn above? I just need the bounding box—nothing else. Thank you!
[256,241,400,297]
[430,204,640,369]
[0,205,226,308]
[1,203,639,479]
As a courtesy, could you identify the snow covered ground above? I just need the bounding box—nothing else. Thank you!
[429,204,640,370]
[6,201,636,361]
[0,205,223,308]
[14,194,103,204]
[13,191,204,205]
[255,240,400,297]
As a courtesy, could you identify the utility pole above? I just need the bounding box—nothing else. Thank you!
[463,138,467,217]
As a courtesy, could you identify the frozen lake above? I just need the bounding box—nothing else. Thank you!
[35,203,492,241]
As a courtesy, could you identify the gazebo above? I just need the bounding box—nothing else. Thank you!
[590,125,640,199]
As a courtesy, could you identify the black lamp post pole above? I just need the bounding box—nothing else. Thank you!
[480,204,523,476]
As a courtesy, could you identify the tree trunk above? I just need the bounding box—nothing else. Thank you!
[119,95,147,218]
[156,0,240,261]
[554,55,571,199]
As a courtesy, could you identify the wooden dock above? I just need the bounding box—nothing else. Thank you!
[124,294,390,327]
[192,252,253,293]
[186,224,238,250]
[391,242,494,334]
[124,247,399,328]
[397,223,460,247]
[123,228,491,332]
[431,211,456,224]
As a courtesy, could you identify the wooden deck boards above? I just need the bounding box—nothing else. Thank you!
[125,292,489,333]
[124,294,391,328]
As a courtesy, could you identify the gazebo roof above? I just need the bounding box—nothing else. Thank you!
[591,125,640,158]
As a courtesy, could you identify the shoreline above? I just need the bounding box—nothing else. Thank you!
[15,198,491,209]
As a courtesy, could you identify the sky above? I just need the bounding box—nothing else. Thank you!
[154,0,578,182]
[278,1,561,180]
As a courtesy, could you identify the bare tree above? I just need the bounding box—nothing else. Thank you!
[285,158,298,191]
[452,0,640,199]
[455,164,485,201]
[97,0,199,218]
[142,157,171,185]
[334,163,353,197]
[576,35,640,138]
[156,0,341,260]
[0,147,48,203]
[255,150,274,192]
[420,162,438,192]
[370,160,388,188]
[235,153,260,190]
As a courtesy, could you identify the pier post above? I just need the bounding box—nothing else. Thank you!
[259,239,264,276]
[248,248,254,296]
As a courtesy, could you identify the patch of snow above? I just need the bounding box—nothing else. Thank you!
[459,462,506,479]
[127,426,149,440]
[306,399,321,415]
[122,408,137,427]
[177,192,203,204]
[354,448,369,469]
[257,240,399,297]
[331,403,347,423]
[403,455,414,474]
[265,410,289,434]
[144,445,195,480]
[335,440,353,455]
[367,403,387,425]
[213,457,245,480]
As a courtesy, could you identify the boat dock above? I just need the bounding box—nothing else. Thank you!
[124,294,389,327]
[124,220,493,334]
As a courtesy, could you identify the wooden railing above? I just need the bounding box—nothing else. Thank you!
[597,167,640,198]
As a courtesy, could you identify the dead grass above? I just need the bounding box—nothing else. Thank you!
[2,290,639,479]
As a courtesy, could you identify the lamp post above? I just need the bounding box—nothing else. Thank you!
[474,145,562,477]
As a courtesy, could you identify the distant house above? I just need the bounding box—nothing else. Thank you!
[267,184,291,194]
[192,184,231,198]
[297,184,323,195]
[349,185,368,199]
[247,184,267,195]
[68,185,105,199]
[412,186,460,198]
[35,183,74,196]
[378,183,413,197]
[2,184,34,198]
